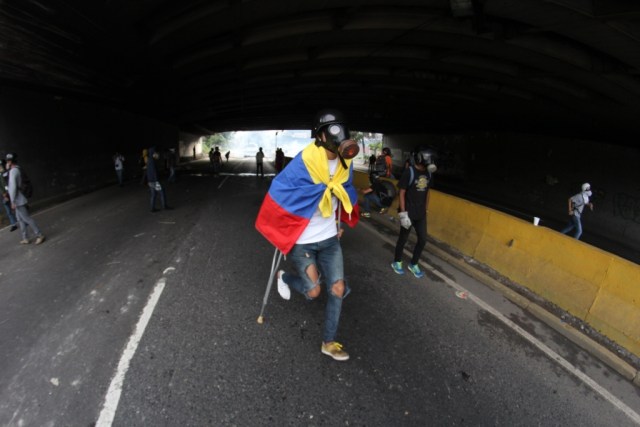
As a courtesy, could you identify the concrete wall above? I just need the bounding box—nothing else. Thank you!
[429,190,640,358]
[383,132,640,255]
[0,87,180,208]
[354,169,640,358]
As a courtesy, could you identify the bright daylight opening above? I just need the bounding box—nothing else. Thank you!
[203,130,384,164]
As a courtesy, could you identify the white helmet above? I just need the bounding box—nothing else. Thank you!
[581,182,591,192]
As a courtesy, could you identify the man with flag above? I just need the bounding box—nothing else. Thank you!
[255,109,360,361]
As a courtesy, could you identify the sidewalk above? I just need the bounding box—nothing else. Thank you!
[358,201,640,388]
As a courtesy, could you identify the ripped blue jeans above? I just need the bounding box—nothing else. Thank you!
[283,236,350,343]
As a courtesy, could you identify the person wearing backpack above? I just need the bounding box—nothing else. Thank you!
[0,159,18,232]
[560,182,594,240]
[374,147,393,178]
[391,147,437,278]
[5,153,45,245]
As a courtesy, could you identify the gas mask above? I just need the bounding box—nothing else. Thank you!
[323,123,359,159]
[316,123,359,168]
[414,150,438,173]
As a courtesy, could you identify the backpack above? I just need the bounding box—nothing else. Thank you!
[19,167,33,198]
[374,155,387,174]
[375,180,397,207]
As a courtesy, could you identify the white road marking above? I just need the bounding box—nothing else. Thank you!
[217,176,230,189]
[359,220,640,425]
[96,277,167,427]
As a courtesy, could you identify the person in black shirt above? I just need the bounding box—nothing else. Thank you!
[360,175,389,217]
[391,147,437,278]
[368,153,376,173]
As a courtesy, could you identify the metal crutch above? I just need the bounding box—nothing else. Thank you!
[256,247,284,324]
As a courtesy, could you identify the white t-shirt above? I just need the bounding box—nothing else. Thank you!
[296,158,339,244]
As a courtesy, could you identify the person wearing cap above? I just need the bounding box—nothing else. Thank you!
[5,153,45,245]
[255,109,360,361]
[561,182,594,240]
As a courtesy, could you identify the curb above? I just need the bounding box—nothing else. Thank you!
[363,210,640,388]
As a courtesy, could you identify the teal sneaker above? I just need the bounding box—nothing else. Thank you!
[408,263,425,278]
[391,261,404,275]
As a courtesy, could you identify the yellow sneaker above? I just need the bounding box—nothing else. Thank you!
[321,341,349,361]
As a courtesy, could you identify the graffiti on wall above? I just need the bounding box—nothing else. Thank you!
[613,193,640,224]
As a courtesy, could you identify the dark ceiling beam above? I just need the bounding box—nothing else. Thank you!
[2,0,640,143]
[591,0,640,19]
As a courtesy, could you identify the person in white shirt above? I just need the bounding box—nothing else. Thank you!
[273,110,359,361]
[113,152,125,186]
[561,182,594,240]
[6,153,45,245]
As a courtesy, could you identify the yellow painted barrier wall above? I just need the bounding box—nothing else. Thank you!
[353,171,640,357]
[430,191,640,356]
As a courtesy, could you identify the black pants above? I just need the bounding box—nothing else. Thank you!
[394,216,427,265]
[257,163,264,176]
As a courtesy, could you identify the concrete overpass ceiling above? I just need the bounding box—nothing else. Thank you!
[2,0,640,143]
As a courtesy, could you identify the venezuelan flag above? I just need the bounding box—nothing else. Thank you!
[255,142,359,254]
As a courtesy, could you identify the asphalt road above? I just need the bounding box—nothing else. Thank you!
[1,158,639,426]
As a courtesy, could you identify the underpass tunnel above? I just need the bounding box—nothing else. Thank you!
[3,5,640,421]
[1,0,639,260]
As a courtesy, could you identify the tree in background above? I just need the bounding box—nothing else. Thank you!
[351,131,383,163]
[351,131,366,163]
[368,140,382,156]
[203,132,234,153]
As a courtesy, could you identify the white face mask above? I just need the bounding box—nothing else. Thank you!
[584,190,592,197]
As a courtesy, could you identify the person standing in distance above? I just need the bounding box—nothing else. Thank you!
[368,153,376,174]
[113,152,125,186]
[0,159,18,231]
[6,153,45,245]
[561,182,594,240]
[255,109,360,361]
[256,147,265,177]
[146,147,172,212]
[383,147,393,178]
[391,147,437,278]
